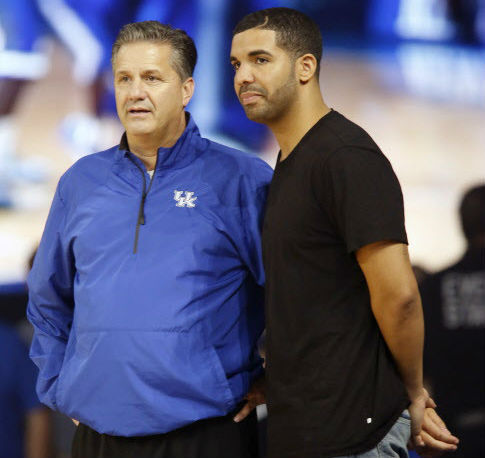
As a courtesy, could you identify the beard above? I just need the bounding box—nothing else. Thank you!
[240,70,297,124]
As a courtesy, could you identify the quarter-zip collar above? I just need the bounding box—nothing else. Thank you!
[113,112,205,254]
[115,112,204,172]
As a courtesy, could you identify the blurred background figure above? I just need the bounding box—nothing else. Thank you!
[0,0,51,209]
[0,249,74,458]
[0,250,36,330]
[420,184,485,458]
[0,320,52,458]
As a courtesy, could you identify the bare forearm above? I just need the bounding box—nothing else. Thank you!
[357,241,428,446]
[373,293,424,400]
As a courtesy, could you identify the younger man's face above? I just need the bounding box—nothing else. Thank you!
[230,28,297,124]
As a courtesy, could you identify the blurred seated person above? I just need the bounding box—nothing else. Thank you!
[421,184,485,457]
[0,320,52,458]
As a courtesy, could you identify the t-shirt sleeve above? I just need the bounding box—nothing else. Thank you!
[319,146,408,253]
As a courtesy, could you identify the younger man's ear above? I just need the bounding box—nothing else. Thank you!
[296,54,318,83]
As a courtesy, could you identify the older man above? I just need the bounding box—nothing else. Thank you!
[27,21,271,458]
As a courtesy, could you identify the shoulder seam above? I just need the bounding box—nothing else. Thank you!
[57,151,118,206]
[319,144,384,170]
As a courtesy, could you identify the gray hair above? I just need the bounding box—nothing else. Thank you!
[112,21,197,80]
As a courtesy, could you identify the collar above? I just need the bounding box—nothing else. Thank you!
[115,112,203,171]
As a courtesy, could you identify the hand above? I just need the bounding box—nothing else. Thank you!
[233,376,265,423]
[407,387,430,448]
[412,407,459,457]
[71,418,79,426]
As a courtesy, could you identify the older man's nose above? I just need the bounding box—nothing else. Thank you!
[129,79,147,100]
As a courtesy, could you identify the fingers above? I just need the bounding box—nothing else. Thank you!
[426,397,437,409]
[233,401,254,423]
[412,433,425,448]
[235,376,266,422]
[416,430,459,456]
[428,409,447,429]
[422,409,459,444]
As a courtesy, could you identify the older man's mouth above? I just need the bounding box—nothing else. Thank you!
[128,107,151,116]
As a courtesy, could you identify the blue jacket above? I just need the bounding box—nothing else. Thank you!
[27,115,272,436]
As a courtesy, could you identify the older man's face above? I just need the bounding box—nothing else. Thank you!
[113,41,188,142]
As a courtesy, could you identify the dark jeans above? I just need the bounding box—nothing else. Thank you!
[71,408,259,458]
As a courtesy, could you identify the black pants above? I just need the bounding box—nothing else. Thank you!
[71,409,259,458]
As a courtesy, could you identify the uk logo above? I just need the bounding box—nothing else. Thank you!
[174,190,197,208]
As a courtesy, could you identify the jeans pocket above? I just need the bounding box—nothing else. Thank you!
[397,409,411,425]
[376,412,411,457]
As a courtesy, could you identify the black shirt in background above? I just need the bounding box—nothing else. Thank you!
[262,110,409,458]
[421,247,485,458]
[0,283,28,325]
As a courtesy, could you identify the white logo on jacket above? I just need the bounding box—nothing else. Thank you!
[174,190,197,208]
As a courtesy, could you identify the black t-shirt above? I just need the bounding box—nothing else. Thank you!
[262,110,409,458]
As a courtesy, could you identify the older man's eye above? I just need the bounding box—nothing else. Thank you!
[256,57,268,64]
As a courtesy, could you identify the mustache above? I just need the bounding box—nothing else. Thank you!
[239,85,267,97]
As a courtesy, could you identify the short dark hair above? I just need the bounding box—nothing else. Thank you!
[112,21,197,80]
[459,184,485,243]
[233,7,322,75]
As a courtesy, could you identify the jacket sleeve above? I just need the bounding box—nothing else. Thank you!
[27,180,75,410]
[238,160,272,287]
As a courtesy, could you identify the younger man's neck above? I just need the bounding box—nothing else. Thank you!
[270,91,330,162]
